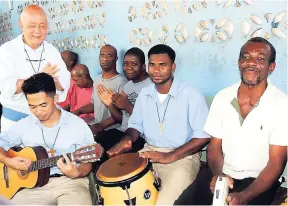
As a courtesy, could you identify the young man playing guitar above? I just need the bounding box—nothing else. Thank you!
[0,73,97,205]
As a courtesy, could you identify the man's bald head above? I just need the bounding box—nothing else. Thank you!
[99,44,118,72]
[101,44,117,57]
[19,5,48,49]
[72,64,91,78]
[61,50,78,72]
[71,64,93,88]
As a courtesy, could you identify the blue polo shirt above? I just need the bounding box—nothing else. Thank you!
[128,79,210,148]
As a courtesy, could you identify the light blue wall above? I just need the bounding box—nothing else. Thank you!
[0,0,287,96]
[0,0,287,186]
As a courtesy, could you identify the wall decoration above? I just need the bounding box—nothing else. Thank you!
[174,23,188,43]
[128,6,137,22]
[129,28,152,46]
[141,1,167,20]
[195,18,234,42]
[242,11,287,40]
[158,25,169,44]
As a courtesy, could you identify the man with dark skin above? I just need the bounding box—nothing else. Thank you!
[60,64,94,123]
[175,37,288,205]
[73,45,127,133]
[107,44,210,205]
[95,47,151,162]
[61,50,78,73]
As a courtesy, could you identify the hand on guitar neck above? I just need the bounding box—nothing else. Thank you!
[0,143,104,199]
[57,154,81,179]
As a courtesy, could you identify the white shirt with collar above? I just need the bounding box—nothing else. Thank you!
[0,34,70,115]
[0,108,95,175]
[204,81,288,179]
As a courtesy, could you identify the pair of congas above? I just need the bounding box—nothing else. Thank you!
[95,153,161,205]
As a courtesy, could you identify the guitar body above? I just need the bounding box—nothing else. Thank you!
[0,146,50,199]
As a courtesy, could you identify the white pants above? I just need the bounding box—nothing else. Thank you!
[139,144,201,205]
[12,176,92,205]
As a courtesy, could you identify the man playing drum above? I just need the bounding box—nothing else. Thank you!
[107,44,211,205]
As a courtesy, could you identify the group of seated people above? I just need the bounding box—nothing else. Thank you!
[0,4,287,206]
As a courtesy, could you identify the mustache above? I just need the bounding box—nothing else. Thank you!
[243,67,260,72]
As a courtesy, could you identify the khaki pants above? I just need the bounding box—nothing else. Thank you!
[12,176,92,205]
[139,144,201,205]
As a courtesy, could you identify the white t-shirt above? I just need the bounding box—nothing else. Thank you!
[204,81,288,179]
[0,34,70,114]
[157,92,168,103]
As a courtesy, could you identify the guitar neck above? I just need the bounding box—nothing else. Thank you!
[28,153,73,172]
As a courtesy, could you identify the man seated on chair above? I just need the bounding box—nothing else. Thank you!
[107,44,211,205]
[0,73,94,205]
[93,47,152,162]
[73,45,127,130]
[174,37,288,205]
[59,64,94,123]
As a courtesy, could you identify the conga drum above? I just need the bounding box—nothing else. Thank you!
[95,153,161,205]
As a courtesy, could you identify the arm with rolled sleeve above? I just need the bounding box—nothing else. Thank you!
[53,51,70,102]
[0,48,22,99]
[188,91,210,139]
[169,90,210,162]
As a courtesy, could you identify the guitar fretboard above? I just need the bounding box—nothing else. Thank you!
[28,153,72,172]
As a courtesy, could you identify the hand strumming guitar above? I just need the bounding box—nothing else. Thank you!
[5,156,31,171]
[57,154,80,179]
[106,139,132,158]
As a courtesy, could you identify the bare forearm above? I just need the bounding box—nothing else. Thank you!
[77,163,92,178]
[15,79,25,94]
[77,103,94,115]
[170,138,210,161]
[207,142,224,176]
[123,128,141,142]
[124,102,134,115]
[99,116,117,130]
[108,105,122,123]
[242,164,284,202]
[242,150,287,202]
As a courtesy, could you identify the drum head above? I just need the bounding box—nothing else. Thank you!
[96,153,147,182]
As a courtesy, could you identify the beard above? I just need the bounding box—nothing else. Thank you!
[240,68,266,86]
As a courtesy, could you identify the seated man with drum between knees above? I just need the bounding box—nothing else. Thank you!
[174,37,288,205]
[107,44,211,205]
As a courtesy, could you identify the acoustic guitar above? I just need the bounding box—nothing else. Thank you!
[0,143,103,199]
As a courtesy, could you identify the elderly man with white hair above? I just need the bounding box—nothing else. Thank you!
[0,5,70,132]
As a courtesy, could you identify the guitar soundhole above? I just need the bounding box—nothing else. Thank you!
[18,170,29,178]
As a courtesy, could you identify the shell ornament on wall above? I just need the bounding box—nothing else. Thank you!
[187,0,207,13]
[90,34,108,49]
[128,6,137,22]
[242,11,287,40]
[174,23,188,43]
[129,28,152,46]
[195,18,234,43]
[141,1,168,20]
[158,25,169,44]
[216,0,255,8]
